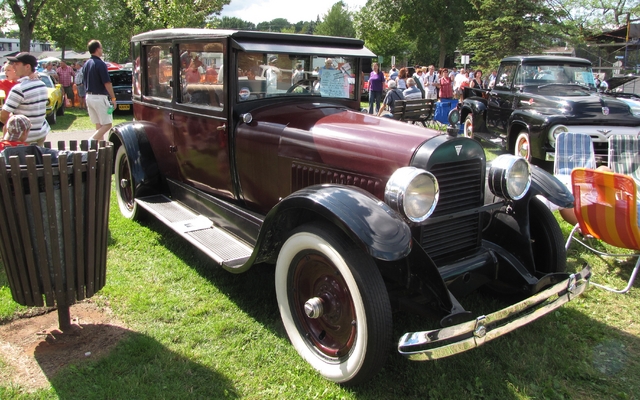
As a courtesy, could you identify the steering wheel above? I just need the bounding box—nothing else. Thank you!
[287,79,316,94]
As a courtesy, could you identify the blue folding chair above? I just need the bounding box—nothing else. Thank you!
[608,134,640,187]
[554,132,596,188]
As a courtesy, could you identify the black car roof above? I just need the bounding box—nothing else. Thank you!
[500,55,591,65]
[131,28,376,58]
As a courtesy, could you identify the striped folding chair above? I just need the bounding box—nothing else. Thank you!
[565,167,640,293]
[608,134,640,186]
[554,132,596,188]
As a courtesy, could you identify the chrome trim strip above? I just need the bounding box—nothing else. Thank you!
[398,265,591,361]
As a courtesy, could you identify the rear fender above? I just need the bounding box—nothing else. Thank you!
[108,121,163,198]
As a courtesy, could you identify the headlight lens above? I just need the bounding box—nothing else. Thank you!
[488,154,531,201]
[385,167,439,223]
[548,125,568,148]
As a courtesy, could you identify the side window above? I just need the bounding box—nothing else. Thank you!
[495,64,517,90]
[179,42,225,108]
[144,44,172,99]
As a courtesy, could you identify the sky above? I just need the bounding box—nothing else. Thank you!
[218,0,368,26]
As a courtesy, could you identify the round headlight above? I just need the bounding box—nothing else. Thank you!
[548,125,568,148]
[488,155,531,201]
[385,167,439,223]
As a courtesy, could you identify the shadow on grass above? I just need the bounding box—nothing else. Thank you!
[143,218,640,398]
[43,327,239,399]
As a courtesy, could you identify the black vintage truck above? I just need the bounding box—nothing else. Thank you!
[460,55,640,167]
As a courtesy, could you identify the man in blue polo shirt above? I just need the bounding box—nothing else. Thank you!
[83,39,116,141]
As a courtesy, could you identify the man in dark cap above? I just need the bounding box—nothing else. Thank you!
[0,52,50,145]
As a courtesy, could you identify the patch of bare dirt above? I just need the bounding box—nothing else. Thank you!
[0,300,130,391]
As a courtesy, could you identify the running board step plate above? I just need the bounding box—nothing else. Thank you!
[136,195,252,268]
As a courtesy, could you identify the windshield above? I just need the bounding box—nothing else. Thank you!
[236,52,358,102]
[39,75,54,88]
[515,64,596,89]
[109,71,132,86]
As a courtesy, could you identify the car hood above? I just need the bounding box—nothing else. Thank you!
[519,89,639,121]
[605,75,639,90]
[242,103,442,177]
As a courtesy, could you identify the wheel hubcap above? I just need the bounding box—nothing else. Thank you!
[292,253,356,358]
[304,297,324,319]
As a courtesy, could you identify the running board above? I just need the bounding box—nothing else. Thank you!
[136,195,253,269]
[475,132,506,148]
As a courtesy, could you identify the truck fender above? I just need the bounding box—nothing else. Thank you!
[255,184,412,264]
[460,99,487,130]
[528,163,574,209]
[108,121,162,198]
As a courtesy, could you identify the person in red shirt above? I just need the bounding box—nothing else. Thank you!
[0,63,19,96]
[0,114,30,150]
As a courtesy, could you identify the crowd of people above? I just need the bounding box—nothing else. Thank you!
[0,39,116,146]
[371,63,498,116]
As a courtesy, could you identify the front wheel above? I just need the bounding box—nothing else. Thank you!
[514,132,531,161]
[275,222,392,385]
[46,108,57,125]
[529,197,566,274]
[114,145,141,220]
[463,114,474,138]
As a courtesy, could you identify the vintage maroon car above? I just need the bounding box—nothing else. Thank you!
[109,29,590,385]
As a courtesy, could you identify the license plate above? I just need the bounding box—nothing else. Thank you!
[118,104,131,111]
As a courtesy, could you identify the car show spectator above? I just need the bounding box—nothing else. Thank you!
[292,63,304,84]
[1,114,31,147]
[43,62,59,83]
[470,70,484,89]
[56,60,76,107]
[83,39,116,141]
[453,68,468,99]
[0,53,50,145]
[485,69,497,88]
[388,65,399,81]
[395,67,408,90]
[368,62,385,114]
[75,61,86,109]
[377,79,405,118]
[439,69,454,99]
[265,55,281,93]
[403,77,422,100]
[412,67,425,98]
[0,62,19,95]
[423,65,439,100]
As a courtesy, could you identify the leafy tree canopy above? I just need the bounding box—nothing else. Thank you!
[314,1,356,38]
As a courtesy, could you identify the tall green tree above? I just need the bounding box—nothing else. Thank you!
[314,1,356,38]
[1,0,48,51]
[34,0,100,58]
[461,0,562,68]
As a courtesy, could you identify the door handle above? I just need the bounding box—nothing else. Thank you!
[216,124,227,131]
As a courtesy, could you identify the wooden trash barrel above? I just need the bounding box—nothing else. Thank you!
[0,140,113,329]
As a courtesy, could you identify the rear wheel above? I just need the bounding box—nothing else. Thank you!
[275,223,392,385]
[114,145,141,220]
[57,98,65,116]
[529,197,566,274]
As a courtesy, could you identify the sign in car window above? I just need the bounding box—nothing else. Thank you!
[319,63,351,98]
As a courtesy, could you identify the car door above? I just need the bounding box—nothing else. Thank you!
[486,63,518,136]
[171,41,234,198]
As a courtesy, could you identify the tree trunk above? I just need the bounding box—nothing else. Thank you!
[19,20,33,52]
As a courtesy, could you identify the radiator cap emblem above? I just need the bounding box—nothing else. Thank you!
[455,145,463,156]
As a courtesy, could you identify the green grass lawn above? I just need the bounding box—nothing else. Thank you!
[50,108,133,132]
[0,135,638,398]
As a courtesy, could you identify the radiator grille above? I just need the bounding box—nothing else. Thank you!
[421,159,484,264]
[291,163,384,199]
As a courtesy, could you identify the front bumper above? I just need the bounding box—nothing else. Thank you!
[398,265,590,360]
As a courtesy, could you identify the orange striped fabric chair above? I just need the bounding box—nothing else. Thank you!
[566,167,640,293]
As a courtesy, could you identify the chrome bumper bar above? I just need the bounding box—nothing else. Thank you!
[398,265,591,361]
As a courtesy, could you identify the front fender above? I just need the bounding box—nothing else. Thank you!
[108,121,162,198]
[529,163,574,208]
[461,98,488,131]
[255,184,412,265]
